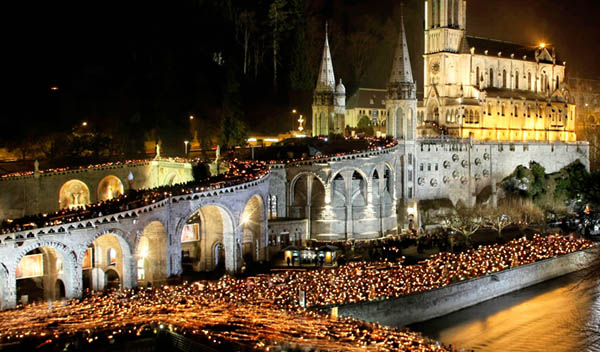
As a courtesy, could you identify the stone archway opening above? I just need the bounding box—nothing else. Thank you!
[59,179,90,209]
[97,175,124,201]
[137,221,167,287]
[16,247,64,305]
[82,234,128,292]
[241,195,265,265]
[181,205,234,274]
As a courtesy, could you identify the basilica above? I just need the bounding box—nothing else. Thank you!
[311,0,587,225]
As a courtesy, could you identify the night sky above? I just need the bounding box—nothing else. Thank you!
[4,0,600,137]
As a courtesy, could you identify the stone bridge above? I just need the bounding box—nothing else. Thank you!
[0,174,269,309]
[0,158,193,220]
[268,142,400,241]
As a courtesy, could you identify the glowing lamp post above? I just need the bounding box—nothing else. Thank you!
[184,140,189,156]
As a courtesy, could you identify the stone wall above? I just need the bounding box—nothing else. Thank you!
[413,140,589,206]
[333,248,597,326]
[0,159,193,220]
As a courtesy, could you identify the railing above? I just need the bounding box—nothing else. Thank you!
[270,139,399,169]
[0,157,190,181]
[0,171,270,246]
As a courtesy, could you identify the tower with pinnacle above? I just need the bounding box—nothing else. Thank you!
[386,7,418,227]
[312,23,345,137]
[386,10,417,141]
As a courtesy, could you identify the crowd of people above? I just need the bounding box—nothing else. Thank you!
[0,234,592,351]
[0,159,269,234]
[0,159,152,179]
[267,137,398,165]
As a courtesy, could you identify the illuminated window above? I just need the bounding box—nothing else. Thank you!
[137,258,145,280]
[268,195,278,220]
[107,248,117,266]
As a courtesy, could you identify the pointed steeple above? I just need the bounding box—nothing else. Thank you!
[316,22,336,92]
[389,9,414,85]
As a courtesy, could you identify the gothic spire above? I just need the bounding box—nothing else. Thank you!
[388,10,414,85]
[316,22,336,92]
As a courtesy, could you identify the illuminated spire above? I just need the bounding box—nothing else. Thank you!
[316,22,336,92]
[389,8,414,85]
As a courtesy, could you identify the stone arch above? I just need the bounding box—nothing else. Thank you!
[136,221,167,286]
[59,179,90,209]
[12,240,78,304]
[240,194,266,264]
[97,175,124,201]
[319,112,327,136]
[350,170,368,207]
[79,230,133,291]
[179,202,236,273]
[165,172,179,186]
[290,172,327,217]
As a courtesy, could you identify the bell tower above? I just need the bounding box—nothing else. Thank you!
[424,0,466,54]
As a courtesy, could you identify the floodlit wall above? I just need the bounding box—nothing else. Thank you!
[334,248,597,326]
[0,159,193,220]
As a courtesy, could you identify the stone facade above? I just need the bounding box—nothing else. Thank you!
[421,0,574,143]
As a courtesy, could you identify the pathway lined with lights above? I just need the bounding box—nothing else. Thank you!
[0,235,592,351]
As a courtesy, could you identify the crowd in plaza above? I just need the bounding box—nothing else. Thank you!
[0,234,592,351]
[0,159,269,234]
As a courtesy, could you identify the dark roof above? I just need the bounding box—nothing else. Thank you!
[461,36,560,64]
[347,88,387,109]
[482,87,565,102]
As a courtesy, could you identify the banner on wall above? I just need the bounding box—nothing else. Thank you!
[181,223,200,243]
[16,254,44,279]
[82,248,93,270]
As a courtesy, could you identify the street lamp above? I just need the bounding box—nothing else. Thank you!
[291,109,298,132]
[189,115,194,120]
[82,121,88,127]
[184,140,189,155]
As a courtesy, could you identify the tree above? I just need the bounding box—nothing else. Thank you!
[442,207,483,248]
[219,114,248,150]
[508,199,544,236]
[482,205,513,240]
[346,16,382,85]
[357,116,374,136]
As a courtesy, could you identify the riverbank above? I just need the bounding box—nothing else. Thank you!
[333,247,597,327]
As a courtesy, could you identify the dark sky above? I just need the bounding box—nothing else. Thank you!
[3,0,600,136]
[326,0,600,92]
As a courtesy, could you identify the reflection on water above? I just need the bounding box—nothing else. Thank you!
[408,270,600,352]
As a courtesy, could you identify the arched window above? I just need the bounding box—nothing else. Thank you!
[476,67,480,88]
[407,109,414,140]
[515,71,519,89]
[454,0,459,27]
[527,105,531,118]
[489,68,494,87]
[475,111,480,124]
[556,75,560,90]
[432,0,439,27]
[528,72,532,90]
[502,69,507,88]
[487,103,492,115]
[514,104,518,117]
[501,104,505,116]
[268,195,277,219]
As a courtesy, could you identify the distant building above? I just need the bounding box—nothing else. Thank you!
[312,24,346,137]
[345,88,388,129]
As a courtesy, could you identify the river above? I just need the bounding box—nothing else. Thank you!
[407,270,600,352]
